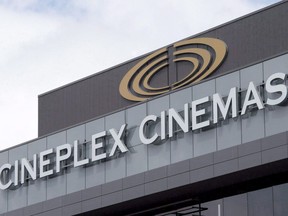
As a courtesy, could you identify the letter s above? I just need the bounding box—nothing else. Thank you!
[265,73,287,106]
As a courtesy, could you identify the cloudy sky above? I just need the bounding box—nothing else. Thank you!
[0,0,280,151]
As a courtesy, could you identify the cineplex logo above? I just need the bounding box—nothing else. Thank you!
[0,72,287,190]
[119,37,227,101]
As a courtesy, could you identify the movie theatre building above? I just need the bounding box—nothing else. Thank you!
[1,1,288,215]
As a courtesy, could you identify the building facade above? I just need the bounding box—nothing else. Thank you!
[1,1,288,215]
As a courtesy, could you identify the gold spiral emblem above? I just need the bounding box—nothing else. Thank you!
[119,37,227,102]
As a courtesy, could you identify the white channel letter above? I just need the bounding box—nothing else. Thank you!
[192,96,211,130]
[213,87,238,124]
[168,103,189,138]
[161,111,166,140]
[241,82,264,115]
[40,148,54,178]
[21,155,37,184]
[266,72,288,106]
[74,140,89,167]
[14,160,19,186]
[109,124,128,157]
[0,164,12,190]
[139,115,159,145]
[91,131,107,162]
[56,144,72,173]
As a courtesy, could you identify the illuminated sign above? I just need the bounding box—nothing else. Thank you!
[0,72,287,190]
[119,37,228,101]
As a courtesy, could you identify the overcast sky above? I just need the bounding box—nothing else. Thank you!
[0,0,280,151]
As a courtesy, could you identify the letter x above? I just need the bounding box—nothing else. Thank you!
[109,124,128,157]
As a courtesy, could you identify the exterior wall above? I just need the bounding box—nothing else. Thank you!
[1,53,288,214]
[1,133,288,216]
[38,1,288,136]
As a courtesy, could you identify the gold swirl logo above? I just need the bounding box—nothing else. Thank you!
[119,37,228,101]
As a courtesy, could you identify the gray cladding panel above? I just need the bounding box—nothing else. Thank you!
[216,71,241,150]
[171,132,193,164]
[148,140,171,170]
[248,187,273,216]
[105,156,126,183]
[224,194,248,216]
[273,183,288,216]
[27,139,47,206]
[126,104,147,147]
[264,54,288,136]
[169,87,192,111]
[39,2,288,136]
[8,145,27,211]
[105,111,125,153]
[193,79,217,157]
[0,152,8,213]
[169,88,194,163]
[46,132,67,200]
[126,144,148,176]
[240,64,265,143]
[85,118,106,188]
[66,125,86,194]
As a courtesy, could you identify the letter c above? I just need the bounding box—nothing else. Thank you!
[0,164,12,190]
[139,115,159,145]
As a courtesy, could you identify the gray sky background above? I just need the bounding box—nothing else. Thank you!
[0,0,280,150]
